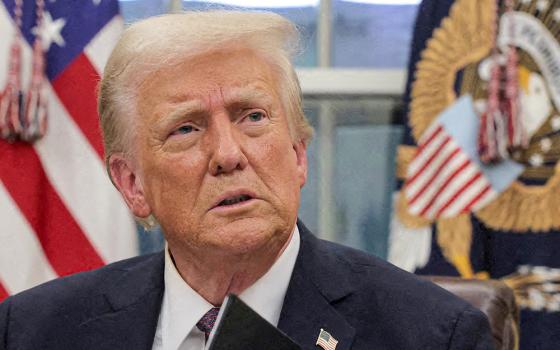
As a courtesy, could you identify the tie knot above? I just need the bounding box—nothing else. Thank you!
[196,307,220,340]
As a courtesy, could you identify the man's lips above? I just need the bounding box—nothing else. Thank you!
[210,190,258,210]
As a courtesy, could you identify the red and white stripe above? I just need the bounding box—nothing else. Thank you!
[0,5,136,299]
[405,124,496,220]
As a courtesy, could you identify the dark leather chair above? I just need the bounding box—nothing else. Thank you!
[426,276,519,350]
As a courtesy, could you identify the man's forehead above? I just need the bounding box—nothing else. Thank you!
[225,86,276,104]
[167,84,276,107]
[157,86,277,123]
[141,47,278,96]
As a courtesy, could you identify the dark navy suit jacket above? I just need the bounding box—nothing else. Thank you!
[0,222,494,349]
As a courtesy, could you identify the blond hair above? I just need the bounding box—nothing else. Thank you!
[98,10,313,162]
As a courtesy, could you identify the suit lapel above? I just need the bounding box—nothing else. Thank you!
[278,222,356,350]
[76,253,165,350]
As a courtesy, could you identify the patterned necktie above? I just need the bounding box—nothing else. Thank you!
[196,307,220,341]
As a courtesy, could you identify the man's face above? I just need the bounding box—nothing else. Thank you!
[125,48,307,254]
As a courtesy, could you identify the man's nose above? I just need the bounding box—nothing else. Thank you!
[207,115,248,176]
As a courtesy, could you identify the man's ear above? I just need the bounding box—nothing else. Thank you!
[293,140,308,188]
[108,154,152,218]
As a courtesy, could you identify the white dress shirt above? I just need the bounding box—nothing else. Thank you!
[151,226,300,350]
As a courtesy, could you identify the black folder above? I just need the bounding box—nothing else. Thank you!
[208,294,302,350]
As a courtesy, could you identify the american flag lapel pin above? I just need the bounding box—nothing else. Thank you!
[316,328,338,350]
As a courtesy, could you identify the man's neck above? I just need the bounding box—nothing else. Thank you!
[168,229,295,306]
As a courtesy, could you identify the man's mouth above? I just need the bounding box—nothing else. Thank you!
[210,190,258,212]
[217,194,253,207]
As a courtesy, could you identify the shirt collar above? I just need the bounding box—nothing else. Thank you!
[162,243,214,350]
[162,225,300,350]
[238,225,300,326]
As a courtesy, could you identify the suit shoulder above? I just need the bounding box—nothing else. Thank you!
[309,238,493,348]
[314,237,477,315]
[0,252,165,348]
[2,252,162,307]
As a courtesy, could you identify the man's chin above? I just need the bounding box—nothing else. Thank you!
[204,216,290,254]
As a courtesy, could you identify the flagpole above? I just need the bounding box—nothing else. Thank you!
[317,0,337,241]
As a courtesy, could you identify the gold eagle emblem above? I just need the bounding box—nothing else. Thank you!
[397,0,560,277]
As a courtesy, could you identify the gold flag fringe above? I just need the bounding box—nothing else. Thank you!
[475,164,560,232]
[409,0,495,142]
[436,214,475,278]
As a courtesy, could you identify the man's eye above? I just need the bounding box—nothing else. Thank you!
[172,125,196,135]
[246,111,265,122]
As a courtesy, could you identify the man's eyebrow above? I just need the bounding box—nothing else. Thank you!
[225,88,275,107]
[159,100,205,127]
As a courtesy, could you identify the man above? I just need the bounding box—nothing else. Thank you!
[0,11,494,350]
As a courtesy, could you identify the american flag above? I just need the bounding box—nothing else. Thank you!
[404,95,523,220]
[0,0,137,301]
[316,328,338,350]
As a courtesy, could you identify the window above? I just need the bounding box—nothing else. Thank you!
[332,0,418,68]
